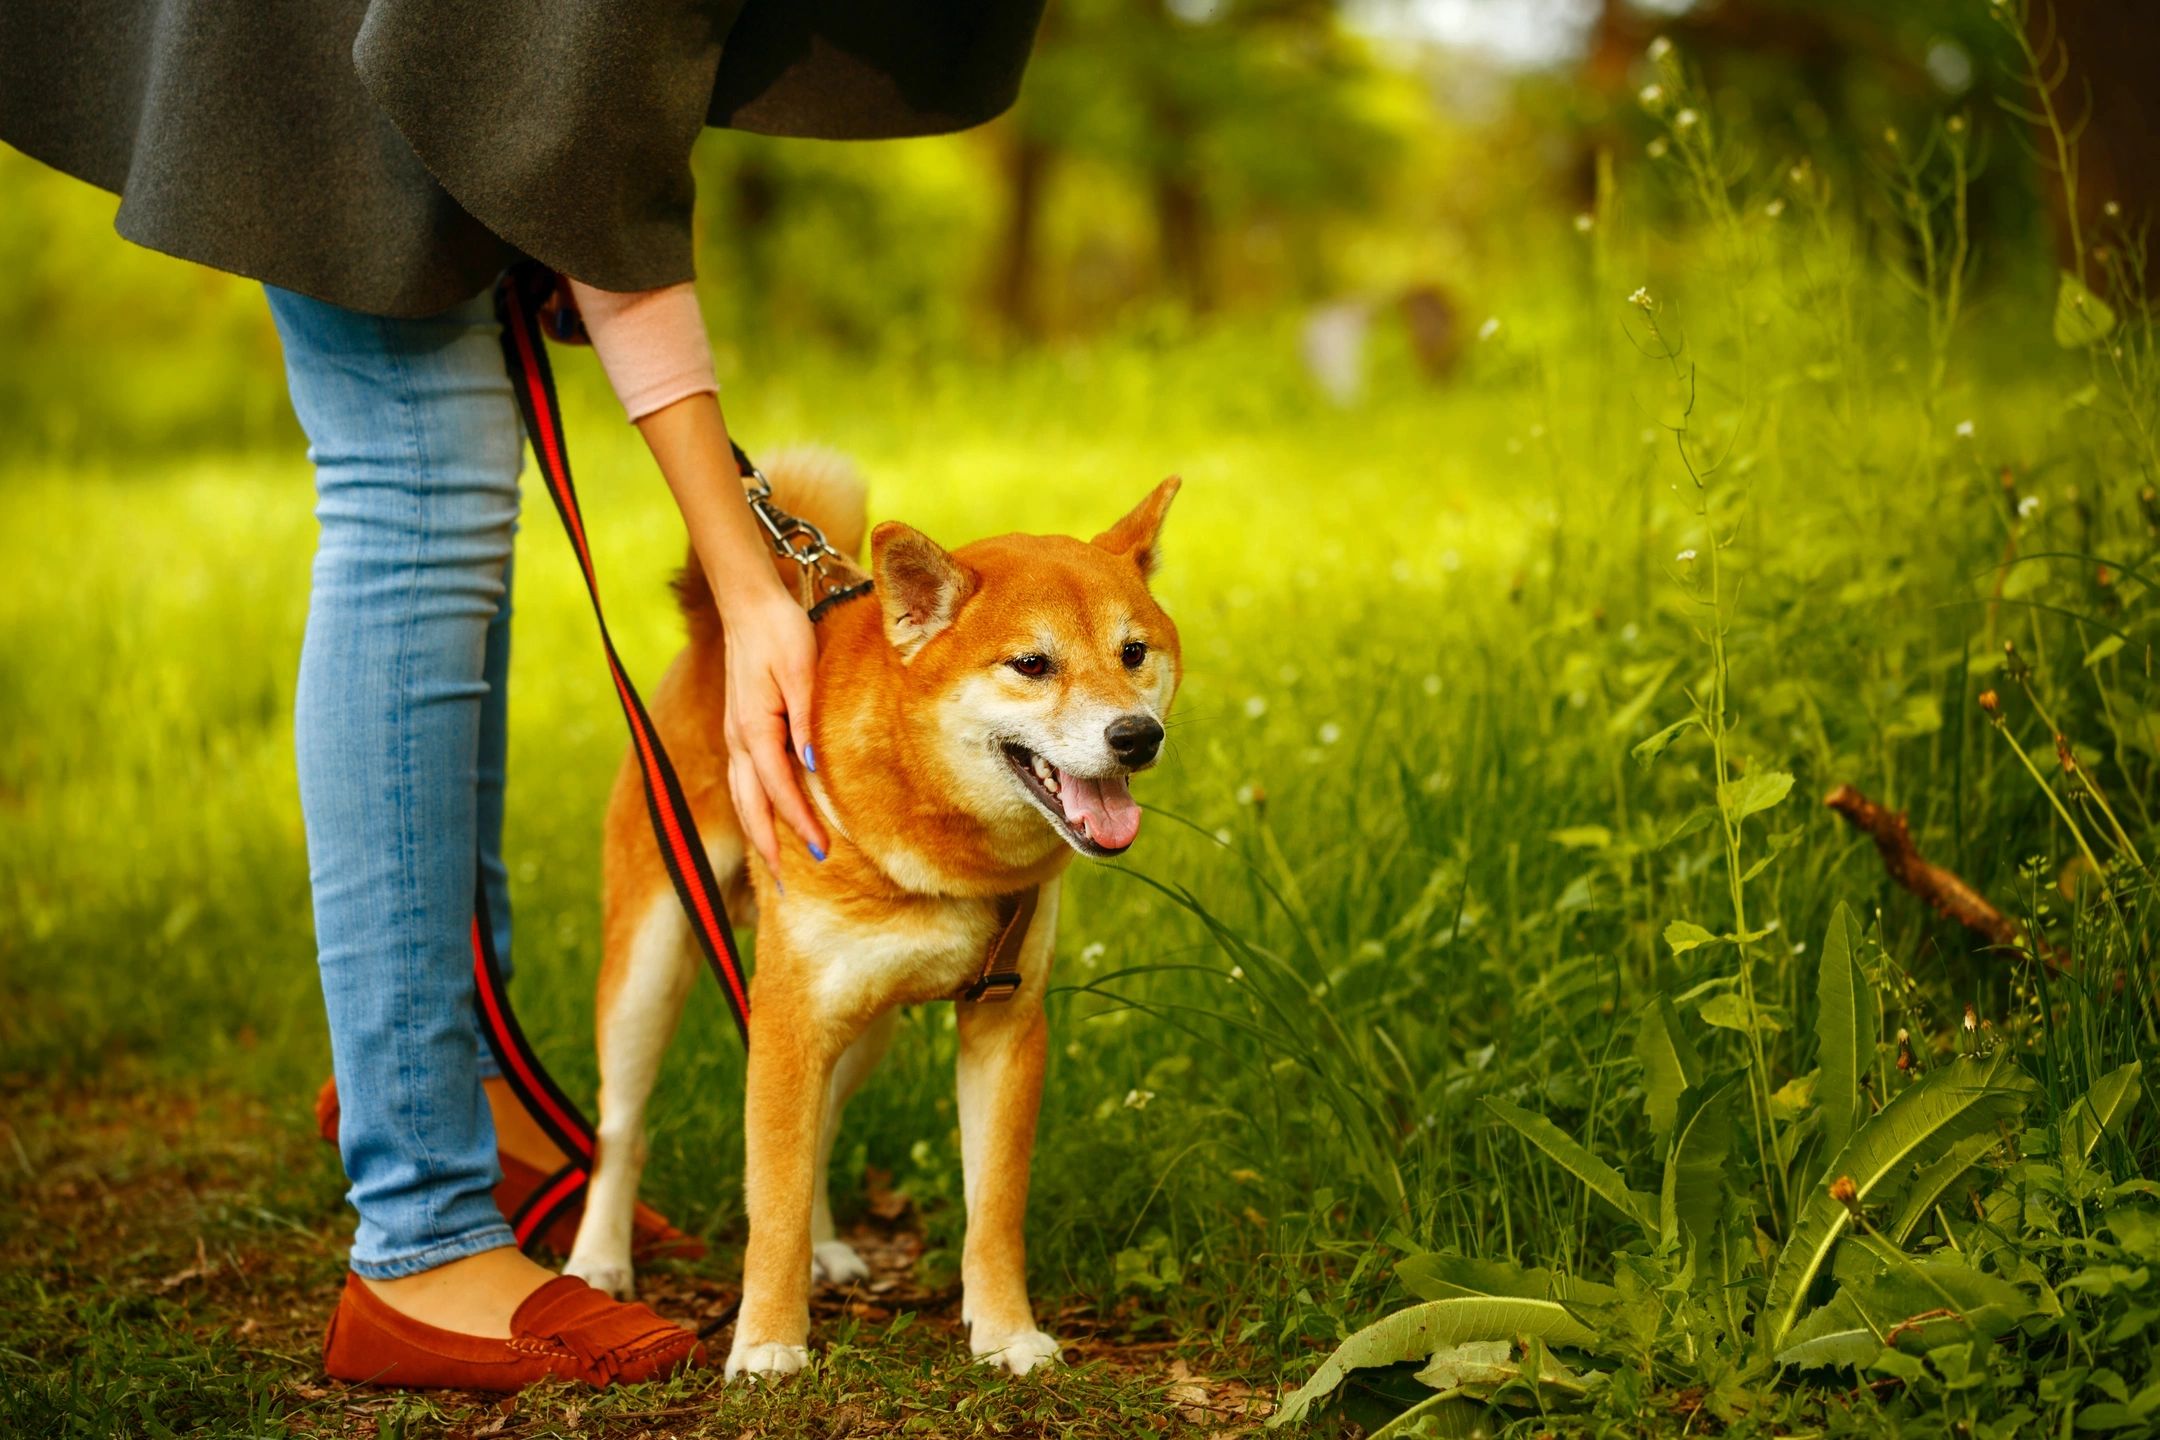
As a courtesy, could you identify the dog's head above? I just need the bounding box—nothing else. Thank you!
[870,478,1182,858]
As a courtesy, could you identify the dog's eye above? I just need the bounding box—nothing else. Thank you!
[1120,641,1147,670]
[1008,654,1052,678]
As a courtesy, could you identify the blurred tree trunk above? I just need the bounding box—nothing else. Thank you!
[2034,0,2159,280]
[991,126,1051,338]
[1152,101,1214,314]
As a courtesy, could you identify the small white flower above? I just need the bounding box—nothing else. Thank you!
[1955,419,1974,438]
[1764,198,1785,218]
[2018,495,2040,520]
[1573,212,1594,233]
[1647,35,1673,62]
[2104,200,2122,219]
[1317,722,1342,745]
[1081,941,1107,965]
[1638,83,1665,109]
[1243,695,1268,719]
[1235,784,1256,806]
[1421,674,1443,697]
[1213,827,1234,846]
[1629,286,1653,309]
[1674,107,1699,130]
[1123,1088,1155,1110]
[1228,965,1245,982]
[1477,316,1500,341]
[1647,137,1670,159]
[1677,548,1698,563]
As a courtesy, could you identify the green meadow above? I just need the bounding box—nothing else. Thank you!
[5,19,2160,1440]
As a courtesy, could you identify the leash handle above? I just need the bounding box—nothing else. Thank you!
[494,262,754,1050]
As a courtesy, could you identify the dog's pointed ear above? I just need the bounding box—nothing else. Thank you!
[873,521,976,660]
[1091,476,1182,580]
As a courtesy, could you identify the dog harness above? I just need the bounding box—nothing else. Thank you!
[475,263,1034,1249]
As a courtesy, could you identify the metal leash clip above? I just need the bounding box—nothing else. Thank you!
[737,447,875,623]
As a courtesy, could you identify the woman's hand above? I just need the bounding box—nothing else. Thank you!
[623,381,831,881]
[717,583,829,880]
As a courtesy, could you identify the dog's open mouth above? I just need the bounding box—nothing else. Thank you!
[1001,744,1143,856]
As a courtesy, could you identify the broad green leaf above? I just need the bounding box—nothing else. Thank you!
[2063,1061,2144,1162]
[1396,1253,1618,1308]
[1718,769,1794,823]
[1664,920,1718,955]
[1884,1130,2013,1246]
[1484,1098,1656,1234]
[2054,269,2119,349]
[1633,716,1696,768]
[1268,1296,1602,1427]
[1660,1073,1739,1251]
[1859,1258,2039,1350]
[1411,1339,1513,1392]
[1634,995,1702,1140]
[1760,1052,2038,1355]
[1775,1290,1882,1370]
[1368,1394,1493,1440]
[1815,903,1870,1155]
[2085,635,2126,668]
[1660,805,1717,849]
[1698,992,1780,1034]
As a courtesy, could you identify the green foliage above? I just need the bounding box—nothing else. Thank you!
[5,13,2160,1440]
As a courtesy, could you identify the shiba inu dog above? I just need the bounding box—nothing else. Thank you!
[562,455,1182,1379]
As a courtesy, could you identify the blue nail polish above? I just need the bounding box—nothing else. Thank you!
[809,842,826,862]
[803,744,817,772]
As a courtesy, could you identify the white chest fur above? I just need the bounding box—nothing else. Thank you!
[777,891,1006,1016]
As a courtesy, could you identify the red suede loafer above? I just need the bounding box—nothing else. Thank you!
[322,1271,703,1390]
[314,1077,706,1261]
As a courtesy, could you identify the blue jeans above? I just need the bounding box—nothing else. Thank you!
[268,285,524,1278]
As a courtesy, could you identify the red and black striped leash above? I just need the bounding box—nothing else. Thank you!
[477,262,754,1249]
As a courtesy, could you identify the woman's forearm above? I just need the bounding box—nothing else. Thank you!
[635,393,789,618]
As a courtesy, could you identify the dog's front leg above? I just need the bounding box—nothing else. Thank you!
[726,977,832,1381]
[955,881,1061,1376]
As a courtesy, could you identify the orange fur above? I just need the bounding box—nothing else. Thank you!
[571,458,1183,1379]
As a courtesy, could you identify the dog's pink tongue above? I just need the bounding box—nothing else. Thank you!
[1058,770,1143,850]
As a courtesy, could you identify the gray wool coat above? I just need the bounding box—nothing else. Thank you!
[0,0,1045,317]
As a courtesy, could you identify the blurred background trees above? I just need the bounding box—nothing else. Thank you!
[3,0,2153,452]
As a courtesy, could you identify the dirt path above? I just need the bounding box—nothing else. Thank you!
[0,1076,1276,1438]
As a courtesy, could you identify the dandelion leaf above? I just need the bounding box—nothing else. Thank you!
[1268,1297,1601,1428]
[1634,994,1702,1140]
[1815,902,1870,1154]
[1760,1052,2037,1355]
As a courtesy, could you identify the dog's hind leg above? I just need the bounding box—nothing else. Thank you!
[810,1007,897,1286]
[564,889,698,1300]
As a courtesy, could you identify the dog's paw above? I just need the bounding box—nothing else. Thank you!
[971,1328,1061,1376]
[811,1238,870,1286]
[561,1252,636,1301]
[725,1341,810,1382]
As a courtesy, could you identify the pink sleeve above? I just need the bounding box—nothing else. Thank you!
[564,279,720,423]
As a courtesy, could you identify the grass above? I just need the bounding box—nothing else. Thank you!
[4,34,2159,1436]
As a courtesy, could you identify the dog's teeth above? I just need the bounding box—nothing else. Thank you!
[1031,755,1054,779]
[1042,776,1060,795]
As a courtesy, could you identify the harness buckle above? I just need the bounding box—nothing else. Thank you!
[960,971,1025,1004]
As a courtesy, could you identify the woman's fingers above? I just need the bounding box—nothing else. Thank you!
[728,749,783,884]
[746,709,827,861]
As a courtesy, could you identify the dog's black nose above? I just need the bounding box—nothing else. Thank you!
[1104,714,1164,766]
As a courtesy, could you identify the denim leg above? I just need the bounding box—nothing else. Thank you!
[473,549,515,1079]
[268,283,524,1278]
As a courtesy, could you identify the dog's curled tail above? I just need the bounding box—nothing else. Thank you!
[672,446,870,641]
